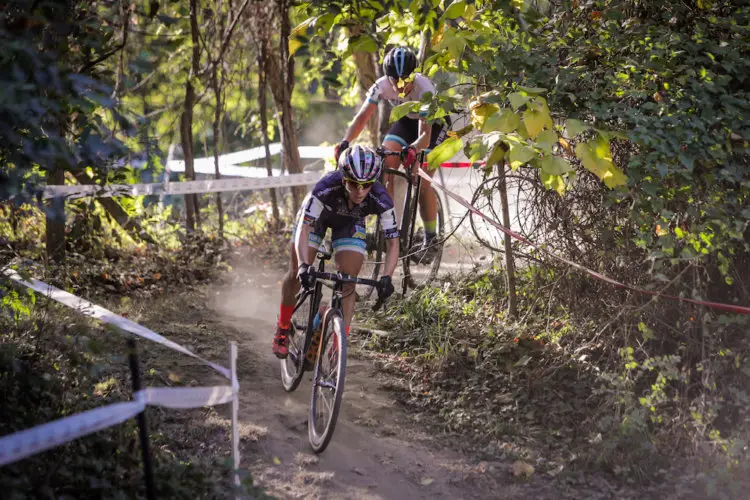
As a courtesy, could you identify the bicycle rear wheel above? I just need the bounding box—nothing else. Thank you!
[308,310,347,453]
[470,176,505,253]
[280,287,317,392]
[402,186,445,290]
[359,214,384,300]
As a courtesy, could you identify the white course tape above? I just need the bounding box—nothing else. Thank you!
[0,386,235,467]
[165,143,332,175]
[3,270,230,379]
[43,171,324,200]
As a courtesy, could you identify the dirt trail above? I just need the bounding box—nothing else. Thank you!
[209,255,519,499]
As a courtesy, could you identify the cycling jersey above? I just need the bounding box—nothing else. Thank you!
[294,171,399,255]
[366,74,436,119]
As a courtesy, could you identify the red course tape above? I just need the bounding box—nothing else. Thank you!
[419,169,750,316]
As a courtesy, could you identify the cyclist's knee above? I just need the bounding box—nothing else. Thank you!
[334,250,364,276]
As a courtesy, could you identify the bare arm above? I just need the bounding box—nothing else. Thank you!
[343,101,377,143]
[295,224,313,266]
[383,237,399,277]
[412,118,432,151]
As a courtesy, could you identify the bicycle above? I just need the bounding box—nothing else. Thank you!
[279,244,385,453]
[360,148,446,297]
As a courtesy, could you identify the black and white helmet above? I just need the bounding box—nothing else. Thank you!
[383,47,417,79]
[339,145,382,183]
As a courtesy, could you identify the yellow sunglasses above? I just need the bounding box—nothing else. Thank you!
[343,177,376,188]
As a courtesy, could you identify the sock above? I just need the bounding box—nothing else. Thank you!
[423,219,437,240]
[278,304,295,328]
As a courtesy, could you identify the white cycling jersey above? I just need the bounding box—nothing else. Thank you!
[365,73,436,119]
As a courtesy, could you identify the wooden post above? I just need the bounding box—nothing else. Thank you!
[127,339,156,500]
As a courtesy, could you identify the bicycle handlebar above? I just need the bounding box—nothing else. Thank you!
[309,270,388,312]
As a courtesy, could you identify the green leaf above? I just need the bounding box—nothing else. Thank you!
[315,13,337,33]
[482,108,520,134]
[540,156,572,176]
[509,143,535,170]
[565,119,590,137]
[345,34,378,57]
[535,129,558,152]
[517,85,547,95]
[443,0,466,19]
[390,101,420,122]
[508,92,530,110]
[428,136,464,170]
[291,17,316,38]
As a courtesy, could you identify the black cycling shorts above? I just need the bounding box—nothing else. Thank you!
[383,116,450,156]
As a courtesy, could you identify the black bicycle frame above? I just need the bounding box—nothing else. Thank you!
[381,151,427,258]
[291,252,384,365]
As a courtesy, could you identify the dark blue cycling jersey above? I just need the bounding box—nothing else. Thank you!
[299,171,399,249]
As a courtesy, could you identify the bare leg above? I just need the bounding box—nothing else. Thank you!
[280,240,317,307]
[334,250,365,329]
[418,167,438,225]
[382,139,404,224]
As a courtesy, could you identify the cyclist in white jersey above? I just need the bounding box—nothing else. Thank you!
[334,47,449,263]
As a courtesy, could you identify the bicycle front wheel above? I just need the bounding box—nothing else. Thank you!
[280,288,317,392]
[402,186,445,290]
[308,310,347,453]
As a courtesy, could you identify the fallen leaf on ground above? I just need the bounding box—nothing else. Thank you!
[421,476,434,486]
[512,460,535,477]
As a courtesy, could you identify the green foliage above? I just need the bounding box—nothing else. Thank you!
[0,1,130,201]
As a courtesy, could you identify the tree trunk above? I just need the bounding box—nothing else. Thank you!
[265,0,304,213]
[180,82,198,232]
[211,68,224,239]
[180,0,201,232]
[45,168,66,263]
[498,165,518,318]
[417,29,432,67]
[349,26,379,146]
[258,49,280,229]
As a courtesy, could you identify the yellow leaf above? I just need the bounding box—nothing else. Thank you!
[273,456,281,465]
[168,372,181,383]
[558,137,573,154]
[541,171,566,195]
[420,476,435,486]
[575,138,627,188]
[470,102,500,131]
[487,144,506,168]
[522,103,550,139]
[289,37,304,57]
[512,460,535,477]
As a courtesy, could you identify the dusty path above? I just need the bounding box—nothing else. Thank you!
[208,254,523,499]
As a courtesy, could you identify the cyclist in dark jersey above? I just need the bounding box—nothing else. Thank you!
[273,145,399,358]
[334,46,449,263]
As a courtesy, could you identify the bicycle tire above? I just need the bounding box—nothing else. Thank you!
[308,310,347,453]
[469,176,505,253]
[359,214,384,300]
[402,186,445,290]
[280,285,319,392]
